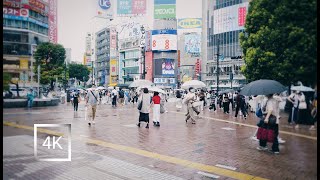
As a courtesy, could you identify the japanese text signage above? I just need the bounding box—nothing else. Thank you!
[152,30,177,51]
[117,0,146,16]
[154,0,176,19]
[145,30,152,52]
[48,0,57,43]
[3,0,22,8]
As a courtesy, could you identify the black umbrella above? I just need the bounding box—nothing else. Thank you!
[240,79,286,96]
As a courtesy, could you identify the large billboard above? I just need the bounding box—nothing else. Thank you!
[184,33,201,57]
[48,0,57,43]
[117,0,146,16]
[154,59,175,76]
[213,2,249,34]
[95,0,114,19]
[154,4,176,19]
[145,52,153,81]
[109,59,118,86]
[178,18,202,29]
[152,30,177,51]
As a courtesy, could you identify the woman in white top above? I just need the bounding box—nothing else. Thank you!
[257,94,280,154]
[295,91,311,129]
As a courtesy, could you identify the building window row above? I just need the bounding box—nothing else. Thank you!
[214,0,243,10]
[4,19,48,35]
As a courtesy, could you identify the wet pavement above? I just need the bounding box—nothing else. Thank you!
[3,99,317,180]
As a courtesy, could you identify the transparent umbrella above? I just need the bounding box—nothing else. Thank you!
[291,85,314,92]
[129,80,154,88]
[181,80,206,90]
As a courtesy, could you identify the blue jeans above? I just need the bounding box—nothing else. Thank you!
[28,99,33,108]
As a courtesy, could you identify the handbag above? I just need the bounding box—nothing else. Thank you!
[137,95,143,110]
[257,127,268,141]
[255,104,263,118]
[267,128,275,143]
[160,104,165,114]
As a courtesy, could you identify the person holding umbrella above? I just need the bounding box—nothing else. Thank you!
[183,87,198,124]
[137,88,152,128]
[257,94,280,154]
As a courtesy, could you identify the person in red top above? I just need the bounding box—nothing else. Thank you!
[152,91,161,127]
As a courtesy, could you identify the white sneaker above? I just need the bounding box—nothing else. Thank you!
[257,146,268,151]
[278,138,285,144]
[251,136,259,141]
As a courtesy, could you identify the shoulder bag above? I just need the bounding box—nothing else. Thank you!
[137,95,143,110]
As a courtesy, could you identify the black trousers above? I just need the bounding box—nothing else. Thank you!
[223,102,229,113]
[112,96,117,106]
[235,104,247,117]
[259,124,279,152]
[73,102,78,111]
[209,103,216,111]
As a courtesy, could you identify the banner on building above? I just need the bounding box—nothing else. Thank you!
[19,58,29,70]
[162,59,175,76]
[177,18,202,29]
[3,0,22,8]
[110,59,118,86]
[145,52,153,81]
[184,33,201,57]
[154,4,176,19]
[154,0,175,5]
[110,27,117,49]
[195,59,201,76]
[213,2,249,34]
[85,34,92,56]
[117,0,146,16]
[177,50,180,67]
[48,0,57,43]
[3,7,29,17]
[152,30,177,51]
[145,30,152,51]
[95,0,114,19]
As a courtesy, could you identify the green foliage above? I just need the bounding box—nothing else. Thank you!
[240,0,317,87]
[3,73,12,91]
[68,63,90,81]
[33,42,66,88]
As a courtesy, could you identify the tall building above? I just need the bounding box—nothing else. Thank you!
[3,0,57,87]
[95,28,110,86]
[64,48,71,65]
[205,0,249,90]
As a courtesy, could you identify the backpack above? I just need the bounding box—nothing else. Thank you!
[119,90,124,98]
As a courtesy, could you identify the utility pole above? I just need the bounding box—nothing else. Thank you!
[142,47,145,79]
[37,65,40,98]
[91,61,94,85]
[216,38,220,94]
[64,62,67,91]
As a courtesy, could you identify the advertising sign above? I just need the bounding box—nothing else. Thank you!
[195,59,201,75]
[117,0,146,16]
[184,33,201,56]
[20,58,29,70]
[145,30,152,52]
[48,0,57,43]
[96,0,114,19]
[21,0,48,16]
[178,18,202,29]
[110,27,117,49]
[154,4,176,19]
[177,50,180,67]
[213,2,249,34]
[162,59,175,76]
[85,35,91,56]
[152,30,177,51]
[154,0,175,5]
[3,0,22,8]
[117,21,141,40]
[145,52,153,81]
[110,59,118,85]
[154,78,175,84]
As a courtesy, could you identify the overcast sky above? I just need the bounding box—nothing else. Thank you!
[57,0,202,63]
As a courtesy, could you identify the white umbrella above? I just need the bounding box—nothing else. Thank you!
[97,86,105,90]
[129,80,154,88]
[136,85,152,92]
[291,85,314,92]
[181,80,206,90]
[149,87,166,94]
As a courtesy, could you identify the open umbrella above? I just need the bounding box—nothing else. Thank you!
[149,86,166,94]
[291,85,314,92]
[240,79,286,96]
[96,86,106,90]
[181,80,206,90]
[129,80,154,88]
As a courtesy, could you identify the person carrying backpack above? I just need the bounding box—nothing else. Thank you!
[118,88,125,106]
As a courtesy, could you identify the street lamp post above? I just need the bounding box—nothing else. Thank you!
[216,38,220,94]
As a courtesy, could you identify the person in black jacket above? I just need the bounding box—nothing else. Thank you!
[234,92,247,119]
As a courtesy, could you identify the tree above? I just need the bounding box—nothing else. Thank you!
[68,63,90,82]
[3,73,11,91]
[33,42,66,90]
[240,0,317,87]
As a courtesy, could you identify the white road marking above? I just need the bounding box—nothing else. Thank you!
[215,164,237,171]
[197,171,220,178]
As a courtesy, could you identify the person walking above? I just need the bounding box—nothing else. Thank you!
[310,89,317,130]
[137,88,152,128]
[208,91,217,111]
[234,92,247,119]
[85,85,99,126]
[295,91,311,129]
[118,88,125,106]
[27,89,35,108]
[257,94,280,154]
[152,91,161,127]
[287,90,299,125]
[228,92,234,110]
[73,91,80,112]
[273,93,286,144]
[223,93,230,114]
[111,87,118,107]
[175,90,182,111]
[184,87,198,124]
[199,89,206,111]
[124,90,130,105]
